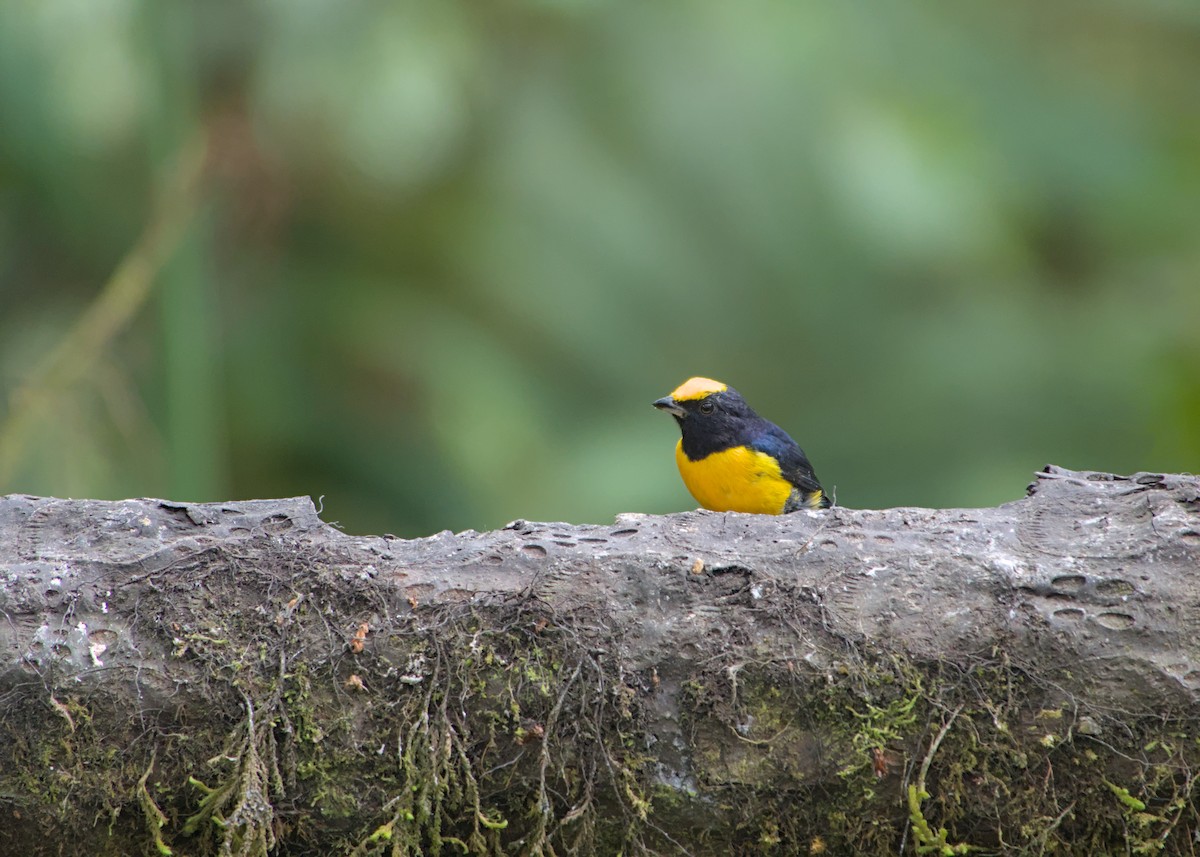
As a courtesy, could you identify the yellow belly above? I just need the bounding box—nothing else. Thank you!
[674,440,793,515]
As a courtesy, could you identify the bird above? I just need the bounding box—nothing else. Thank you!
[653,376,831,514]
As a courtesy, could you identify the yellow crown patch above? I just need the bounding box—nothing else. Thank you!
[669,377,728,401]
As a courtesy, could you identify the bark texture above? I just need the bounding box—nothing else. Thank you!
[1,465,1199,855]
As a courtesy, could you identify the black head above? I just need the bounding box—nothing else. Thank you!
[653,377,764,457]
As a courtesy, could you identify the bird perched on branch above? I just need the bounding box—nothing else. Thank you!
[653,377,831,514]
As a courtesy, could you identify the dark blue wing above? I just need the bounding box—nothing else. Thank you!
[749,423,826,499]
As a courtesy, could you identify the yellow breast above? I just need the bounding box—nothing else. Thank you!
[674,440,793,515]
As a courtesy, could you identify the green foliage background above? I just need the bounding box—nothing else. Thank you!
[1,1,1197,537]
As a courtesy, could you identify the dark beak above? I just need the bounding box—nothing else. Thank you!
[653,396,686,418]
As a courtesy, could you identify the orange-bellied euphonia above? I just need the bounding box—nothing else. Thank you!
[653,377,831,514]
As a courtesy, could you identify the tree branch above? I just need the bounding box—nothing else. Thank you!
[2,465,1199,855]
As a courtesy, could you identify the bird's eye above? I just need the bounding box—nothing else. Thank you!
[699,401,715,415]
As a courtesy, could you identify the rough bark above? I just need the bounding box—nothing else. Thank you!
[1,465,1199,856]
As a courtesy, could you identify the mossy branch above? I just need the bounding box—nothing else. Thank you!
[3,470,1200,854]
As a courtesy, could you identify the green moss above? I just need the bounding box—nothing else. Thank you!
[1106,780,1147,812]
[7,558,1200,856]
[908,785,974,855]
[137,756,173,856]
[667,646,1200,856]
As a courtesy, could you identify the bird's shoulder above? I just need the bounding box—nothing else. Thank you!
[745,419,803,461]
[746,421,822,490]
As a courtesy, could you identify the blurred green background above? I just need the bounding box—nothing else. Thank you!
[1,1,1198,537]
